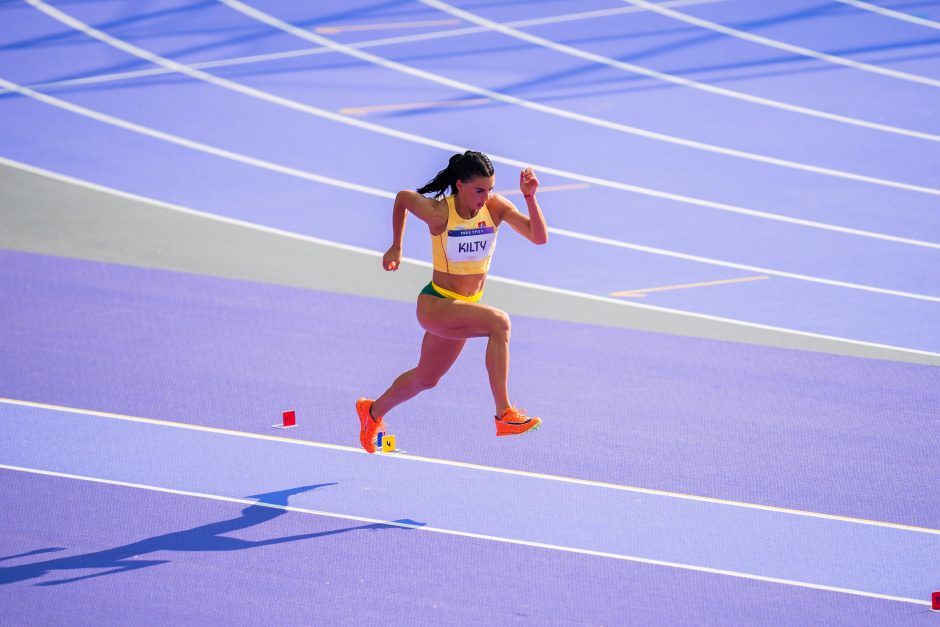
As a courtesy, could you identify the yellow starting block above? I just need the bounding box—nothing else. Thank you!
[381,434,396,453]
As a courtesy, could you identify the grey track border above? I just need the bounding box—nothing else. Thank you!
[2,161,937,366]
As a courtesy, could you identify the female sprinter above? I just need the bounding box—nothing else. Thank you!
[356,151,548,453]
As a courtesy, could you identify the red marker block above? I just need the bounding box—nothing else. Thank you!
[273,411,296,429]
[932,591,940,610]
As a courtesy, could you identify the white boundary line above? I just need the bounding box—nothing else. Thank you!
[2,396,938,536]
[620,0,940,88]
[5,154,940,358]
[0,462,929,607]
[550,226,940,303]
[420,0,940,143]
[4,65,940,304]
[835,0,940,30]
[25,1,875,198]
[22,1,940,251]
[0,78,395,199]
[11,2,939,144]
[211,0,940,198]
[210,1,940,245]
[0,0,727,96]
[2,73,938,301]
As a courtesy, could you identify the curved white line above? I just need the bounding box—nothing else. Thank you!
[2,71,939,307]
[549,226,940,302]
[0,464,929,607]
[4,395,939,535]
[620,0,940,87]
[1,2,725,96]
[192,1,940,199]
[0,77,393,199]
[15,1,940,145]
[419,0,940,143]
[4,155,940,360]
[834,0,940,30]
[24,0,940,250]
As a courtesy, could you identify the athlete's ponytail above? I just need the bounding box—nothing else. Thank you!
[417,151,495,199]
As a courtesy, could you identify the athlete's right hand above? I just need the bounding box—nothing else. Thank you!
[383,246,401,271]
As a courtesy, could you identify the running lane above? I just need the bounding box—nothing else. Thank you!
[2,401,938,607]
[1,250,937,530]
[2,468,929,625]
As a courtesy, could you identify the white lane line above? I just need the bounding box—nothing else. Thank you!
[4,155,940,362]
[419,1,940,144]
[2,72,939,303]
[550,226,940,302]
[620,0,940,88]
[212,0,940,198]
[2,396,938,536]
[1,76,938,302]
[21,1,940,250]
[11,2,940,145]
[835,0,940,30]
[0,463,929,607]
[0,78,394,199]
[0,0,729,98]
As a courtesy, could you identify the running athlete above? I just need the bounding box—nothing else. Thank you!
[356,151,548,453]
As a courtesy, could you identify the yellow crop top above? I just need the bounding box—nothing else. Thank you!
[431,195,498,275]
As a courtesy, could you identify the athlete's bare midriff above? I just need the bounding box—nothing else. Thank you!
[431,269,487,297]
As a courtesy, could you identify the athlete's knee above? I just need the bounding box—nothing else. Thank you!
[489,309,511,338]
[413,370,444,390]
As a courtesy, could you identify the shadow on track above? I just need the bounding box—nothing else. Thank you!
[0,483,425,586]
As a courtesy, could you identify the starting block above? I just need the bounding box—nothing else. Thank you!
[381,434,396,453]
[273,410,296,429]
[376,432,385,448]
[932,591,939,611]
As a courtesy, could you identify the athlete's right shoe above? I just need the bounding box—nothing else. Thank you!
[495,406,542,436]
[356,398,385,453]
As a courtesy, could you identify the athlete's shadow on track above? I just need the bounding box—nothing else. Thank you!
[0,483,425,586]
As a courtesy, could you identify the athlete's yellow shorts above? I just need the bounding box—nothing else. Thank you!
[419,281,483,303]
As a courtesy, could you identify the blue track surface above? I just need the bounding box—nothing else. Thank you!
[2,0,940,623]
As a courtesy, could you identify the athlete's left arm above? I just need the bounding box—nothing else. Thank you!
[492,168,548,245]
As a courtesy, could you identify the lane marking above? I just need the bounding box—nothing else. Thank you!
[9,1,939,144]
[314,19,460,35]
[835,0,940,30]
[339,97,490,116]
[619,0,940,88]
[11,12,940,297]
[1,0,729,97]
[0,77,394,199]
[420,0,940,144]
[549,225,940,302]
[2,396,939,537]
[0,463,929,607]
[611,274,769,297]
[1,77,938,304]
[24,0,940,250]
[216,0,940,198]
[4,155,940,362]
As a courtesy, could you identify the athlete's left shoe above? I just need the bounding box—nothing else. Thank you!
[495,406,542,436]
[356,398,386,453]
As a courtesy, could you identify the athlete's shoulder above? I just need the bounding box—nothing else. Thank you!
[485,193,516,213]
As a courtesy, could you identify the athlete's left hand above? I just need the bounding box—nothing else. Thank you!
[520,167,538,198]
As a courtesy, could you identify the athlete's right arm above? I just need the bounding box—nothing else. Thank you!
[384,191,446,272]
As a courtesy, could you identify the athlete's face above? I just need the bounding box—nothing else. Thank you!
[457,175,495,211]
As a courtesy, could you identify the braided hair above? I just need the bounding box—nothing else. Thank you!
[417,151,495,199]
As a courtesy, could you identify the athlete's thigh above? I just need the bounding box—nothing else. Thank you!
[414,331,466,381]
[417,296,508,340]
